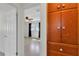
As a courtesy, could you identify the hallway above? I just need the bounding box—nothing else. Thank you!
[24,37,40,56]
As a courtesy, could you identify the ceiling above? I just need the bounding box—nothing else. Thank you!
[9,3,40,9]
[0,3,40,22]
[24,4,40,22]
[9,3,40,22]
[0,3,40,13]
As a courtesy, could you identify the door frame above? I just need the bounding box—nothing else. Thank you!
[40,3,47,56]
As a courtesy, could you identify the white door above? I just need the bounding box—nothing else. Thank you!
[4,9,16,56]
[0,4,17,56]
[0,14,5,55]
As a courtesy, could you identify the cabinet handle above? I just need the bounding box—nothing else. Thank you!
[62,26,65,30]
[59,48,63,52]
[57,5,61,9]
[62,4,65,8]
[57,27,60,30]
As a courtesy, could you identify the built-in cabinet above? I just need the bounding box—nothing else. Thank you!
[47,3,79,56]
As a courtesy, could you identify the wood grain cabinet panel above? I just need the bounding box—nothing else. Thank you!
[47,3,77,12]
[61,3,77,10]
[62,9,78,45]
[47,11,61,43]
[47,41,78,56]
[47,50,77,56]
[47,50,70,56]
[47,3,61,12]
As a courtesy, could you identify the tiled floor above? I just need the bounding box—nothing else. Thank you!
[24,37,40,56]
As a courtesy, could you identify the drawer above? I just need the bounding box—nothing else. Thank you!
[47,50,70,56]
[61,3,77,10]
[47,3,61,12]
[47,41,78,56]
[47,3,77,12]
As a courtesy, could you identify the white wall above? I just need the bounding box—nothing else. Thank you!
[17,5,24,56]
[24,6,40,19]
[24,22,29,37]
[40,3,47,56]
[31,21,40,38]
[0,14,5,53]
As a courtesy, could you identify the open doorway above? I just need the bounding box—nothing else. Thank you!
[24,3,40,56]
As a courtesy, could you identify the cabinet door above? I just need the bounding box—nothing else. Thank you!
[61,3,77,10]
[47,3,61,12]
[47,11,61,43]
[62,9,78,45]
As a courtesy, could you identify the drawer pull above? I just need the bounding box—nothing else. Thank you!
[62,26,65,30]
[57,5,61,9]
[57,27,60,30]
[62,4,65,8]
[59,48,63,52]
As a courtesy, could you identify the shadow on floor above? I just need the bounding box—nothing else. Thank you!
[0,52,5,56]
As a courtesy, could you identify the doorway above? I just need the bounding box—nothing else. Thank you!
[24,3,40,56]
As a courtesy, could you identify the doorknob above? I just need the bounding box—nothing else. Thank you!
[62,26,65,30]
[57,5,61,9]
[57,27,60,30]
[59,48,63,52]
[62,4,65,8]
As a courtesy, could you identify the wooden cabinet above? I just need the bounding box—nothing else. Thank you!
[47,3,61,12]
[48,3,77,12]
[47,3,78,56]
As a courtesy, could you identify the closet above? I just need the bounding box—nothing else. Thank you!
[47,3,79,56]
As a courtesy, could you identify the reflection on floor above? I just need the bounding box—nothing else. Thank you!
[24,37,40,56]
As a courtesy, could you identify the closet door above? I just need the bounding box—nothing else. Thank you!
[47,3,61,12]
[62,9,78,45]
[47,11,61,43]
[61,3,77,10]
